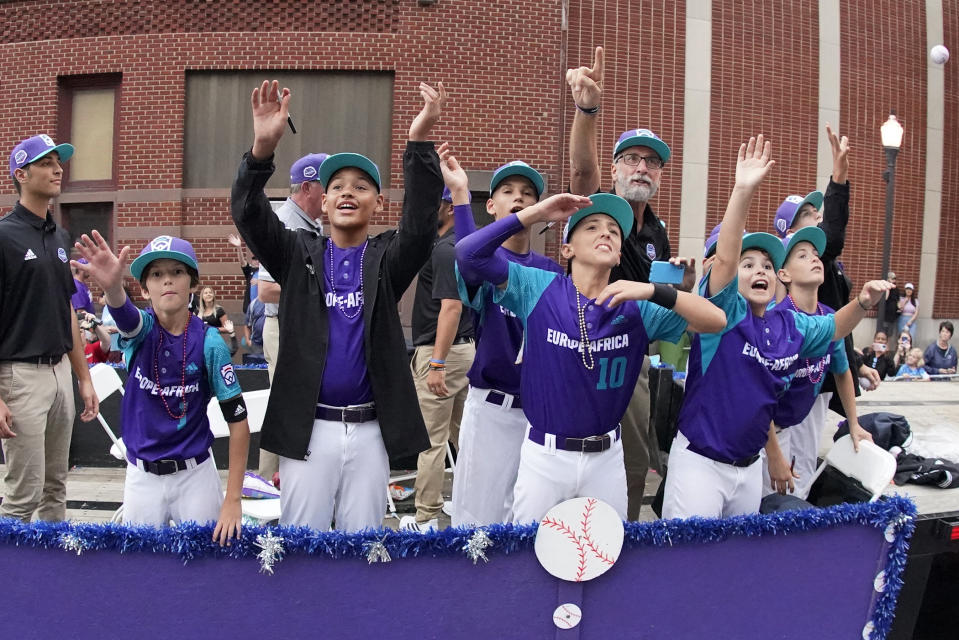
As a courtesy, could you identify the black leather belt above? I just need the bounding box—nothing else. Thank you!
[134,450,211,476]
[315,404,377,423]
[7,355,63,366]
[686,441,760,468]
[485,389,522,409]
[527,425,621,453]
[451,336,474,345]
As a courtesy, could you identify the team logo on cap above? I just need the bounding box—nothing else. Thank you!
[39,134,54,146]
[646,243,656,260]
[150,236,173,252]
[786,195,803,204]
[776,218,788,234]
[14,150,27,166]
[302,166,317,179]
[57,248,68,263]
[636,129,652,137]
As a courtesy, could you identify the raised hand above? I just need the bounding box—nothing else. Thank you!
[227,233,242,248]
[670,256,697,292]
[566,46,604,110]
[734,134,775,190]
[250,80,291,160]
[595,281,654,308]
[858,280,896,310]
[826,122,850,184]
[518,193,593,226]
[72,230,132,301]
[438,142,469,200]
[409,82,447,141]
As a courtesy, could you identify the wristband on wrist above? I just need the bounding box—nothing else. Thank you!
[429,358,445,365]
[575,103,600,115]
[857,295,872,311]
[428,363,446,371]
[650,283,678,310]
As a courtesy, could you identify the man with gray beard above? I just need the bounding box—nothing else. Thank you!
[567,46,692,520]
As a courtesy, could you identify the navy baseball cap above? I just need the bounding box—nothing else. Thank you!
[319,153,381,191]
[442,186,472,203]
[9,134,74,177]
[130,236,200,281]
[782,226,826,262]
[290,153,329,185]
[773,191,824,238]
[613,128,671,164]
[489,161,545,198]
[742,232,787,271]
[562,193,634,243]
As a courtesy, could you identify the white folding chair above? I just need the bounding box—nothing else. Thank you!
[207,389,279,524]
[89,363,127,460]
[385,442,456,520]
[808,434,898,502]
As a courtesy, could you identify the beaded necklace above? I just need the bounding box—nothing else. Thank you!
[327,238,368,320]
[574,285,595,370]
[154,316,189,420]
[785,294,826,384]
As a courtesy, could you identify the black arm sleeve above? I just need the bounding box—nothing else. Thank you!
[820,179,850,262]
[219,394,248,424]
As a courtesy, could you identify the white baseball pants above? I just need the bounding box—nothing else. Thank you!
[122,454,222,526]
[762,393,832,500]
[511,426,627,525]
[662,431,762,519]
[451,386,526,527]
[278,417,389,532]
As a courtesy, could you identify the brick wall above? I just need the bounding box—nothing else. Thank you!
[936,3,959,317]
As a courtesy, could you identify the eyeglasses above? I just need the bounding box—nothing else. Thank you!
[615,153,664,170]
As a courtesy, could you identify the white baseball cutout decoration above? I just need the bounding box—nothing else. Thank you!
[931,44,949,64]
[535,497,624,582]
[552,603,583,629]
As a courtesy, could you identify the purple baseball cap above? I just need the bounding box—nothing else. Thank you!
[9,134,74,177]
[441,186,472,203]
[130,235,200,281]
[613,128,670,164]
[290,153,329,185]
[704,224,722,258]
[489,161,545,198]
[773,191,824,238]
[781,226,826,261]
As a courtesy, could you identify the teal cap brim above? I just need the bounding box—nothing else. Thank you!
[742,232,787,270]
[318,153,381,190]
[490,165,545,198]
[783,225,826,261]
[130,251,199,282]
[563,193,634,243]
[30,143,74,166]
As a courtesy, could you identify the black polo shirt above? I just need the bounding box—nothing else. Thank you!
[411,229,473,346]
[0,203,76,360]
[610,201,672,284]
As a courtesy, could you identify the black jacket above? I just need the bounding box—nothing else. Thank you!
[611,203,671,284]
[230,142,441,464]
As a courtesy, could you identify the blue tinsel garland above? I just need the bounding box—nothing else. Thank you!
[0,497,915,639]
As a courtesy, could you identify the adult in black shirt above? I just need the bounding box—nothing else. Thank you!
[404,192,474,531]
[1,135,98,522]
[879,272,901,337]
[566,47,694,520]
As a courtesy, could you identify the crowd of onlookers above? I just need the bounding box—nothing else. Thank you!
[860,319,957,382]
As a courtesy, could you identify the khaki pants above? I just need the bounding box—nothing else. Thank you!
[0,356,76,522]
[411,342,474,523]
[619,356,657,520]
[258,315,280,479]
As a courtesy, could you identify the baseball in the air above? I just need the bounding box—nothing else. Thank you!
[930,44,949,64]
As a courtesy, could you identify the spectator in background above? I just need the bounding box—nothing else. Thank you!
[923,321,957,377]
[79,311,113,364]
[197,286,238,355]
[860,330,896,381]
[70,258,95,313]
[228,233,259,313]
[897,282,918,339]
[880,271,900,337]
[896,348,929,380]
[244,295,266,356]
[892,330,913,371]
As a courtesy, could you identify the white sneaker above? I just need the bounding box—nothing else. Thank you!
[442,500,453,517]
[399,515,438,533]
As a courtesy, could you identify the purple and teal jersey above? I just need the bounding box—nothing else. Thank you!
[771,299,848,427]
[678,276,836,462]
[319,241,373,406]
[494,261,686,437]
[457,248,562,395]
[117,305,241,463]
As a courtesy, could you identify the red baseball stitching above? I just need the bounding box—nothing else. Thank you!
[542,499,616,580]
[580,498,615,565]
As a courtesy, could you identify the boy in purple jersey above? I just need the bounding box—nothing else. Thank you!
[72,232,250,546]
[761,226,872,500]
[457,192,725,523]
[231,80,444,532]
[439,150,564,527]
[662,136,893,520]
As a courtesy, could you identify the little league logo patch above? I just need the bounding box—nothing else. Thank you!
[786,195,804,205]
[302,166,317,179]
[57,248,68,263]
[220,363,236,387]
[14,149,27,166]
[150,236,173,252]
[776,218,789,234]
[646,243,656,260]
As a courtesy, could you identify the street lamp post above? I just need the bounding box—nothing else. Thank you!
[879,110,904,332]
